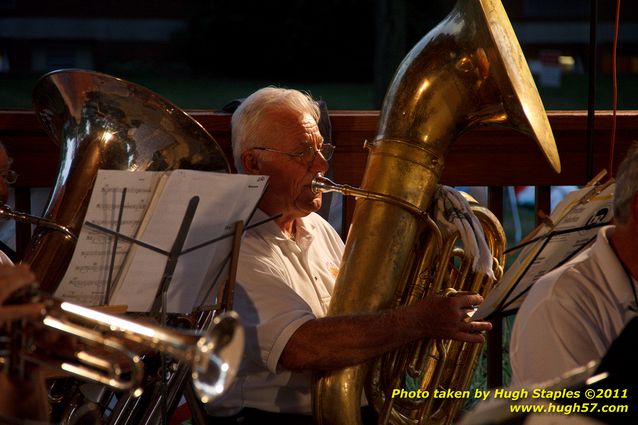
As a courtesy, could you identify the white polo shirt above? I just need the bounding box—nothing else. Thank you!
[209,209,344,415]
[509,225,638,387]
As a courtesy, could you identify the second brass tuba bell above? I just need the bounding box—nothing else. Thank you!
[23,69,231,293]
[313,0,560,424]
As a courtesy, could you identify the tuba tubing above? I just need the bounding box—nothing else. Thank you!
[312,0,560,424]
[12,69,237,423]
[24,69,231,293]
[0,203,76,241]
[312,174,428,219]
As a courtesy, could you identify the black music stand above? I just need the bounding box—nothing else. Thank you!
[86,198,232,425]
[476,179,615,320]
[84,187,277,425]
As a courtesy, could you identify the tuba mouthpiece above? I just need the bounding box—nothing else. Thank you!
[311,174,341,194]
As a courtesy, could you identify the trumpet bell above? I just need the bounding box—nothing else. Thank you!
[192,311,245,404]
[3,292,244,403]
[26,69,231,292]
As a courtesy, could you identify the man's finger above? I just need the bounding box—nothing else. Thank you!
[0,266,38,304]
[0,304,44,326]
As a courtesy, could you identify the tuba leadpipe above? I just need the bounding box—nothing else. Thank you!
[0,203,76,241]
[312,174,428,219]
[1,290,244,404]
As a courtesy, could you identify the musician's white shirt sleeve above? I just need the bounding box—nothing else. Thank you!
[509,225,637,387]
[209,210,344,415]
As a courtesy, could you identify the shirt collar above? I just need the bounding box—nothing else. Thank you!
[248,209,316,249]
[593,225,637,306]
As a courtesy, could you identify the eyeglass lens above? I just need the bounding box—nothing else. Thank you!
[1,170,17,184]
[307,144,334,162]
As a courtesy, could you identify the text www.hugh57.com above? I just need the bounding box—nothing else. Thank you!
[510,402,629,415]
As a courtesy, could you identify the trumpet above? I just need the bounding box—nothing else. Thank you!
[0,290,244,404]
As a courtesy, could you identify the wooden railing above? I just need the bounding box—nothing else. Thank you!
[1,108,637,387]
[4,109,636,246]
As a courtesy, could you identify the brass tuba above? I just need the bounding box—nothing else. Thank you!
[2,69,236,424]
[312,0,560,424]
[364,191,506,424]
[23,68,231,293]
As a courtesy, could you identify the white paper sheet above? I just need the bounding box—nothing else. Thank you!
[109,170,267,313]
[54,170,161,305]
[475,182,615,319]
[55,169,267,313]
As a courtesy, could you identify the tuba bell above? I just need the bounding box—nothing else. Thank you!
[23,68,231,293]
[312,0,560,424]
[0,69,238,424]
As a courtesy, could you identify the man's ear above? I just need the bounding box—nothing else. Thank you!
[241,150,260,174]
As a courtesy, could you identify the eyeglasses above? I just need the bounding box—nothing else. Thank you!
[1,169,18,184]
[253,143,335,164]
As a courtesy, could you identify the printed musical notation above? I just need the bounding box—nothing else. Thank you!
[54,170,161,306]
[55,169,268,313]
[110,169,268,313]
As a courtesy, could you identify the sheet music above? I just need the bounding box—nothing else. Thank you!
[54,170,161,305]
[109,170,267,313]
[475,182,615,319]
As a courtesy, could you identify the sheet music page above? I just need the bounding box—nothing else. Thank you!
[475,183,615,319]
[54,170,161,305]
[193,180,266,308]
[109,170,267,313]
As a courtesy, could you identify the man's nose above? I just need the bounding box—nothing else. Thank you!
[310,150,329,173]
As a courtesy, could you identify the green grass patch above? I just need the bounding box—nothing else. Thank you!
[2,73,638,111]
[0,74,376,110]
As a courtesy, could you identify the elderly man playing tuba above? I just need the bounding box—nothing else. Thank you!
[206,87,492,425]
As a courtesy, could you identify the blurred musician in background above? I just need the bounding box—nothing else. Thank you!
[207,87,492,424]
[510,142,638,386]
[0,263,49,422]
[0,142,50,421]
[0,142,18,263]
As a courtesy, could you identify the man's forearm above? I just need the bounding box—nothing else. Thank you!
[279,293,489,371]
[279,306,423,371]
